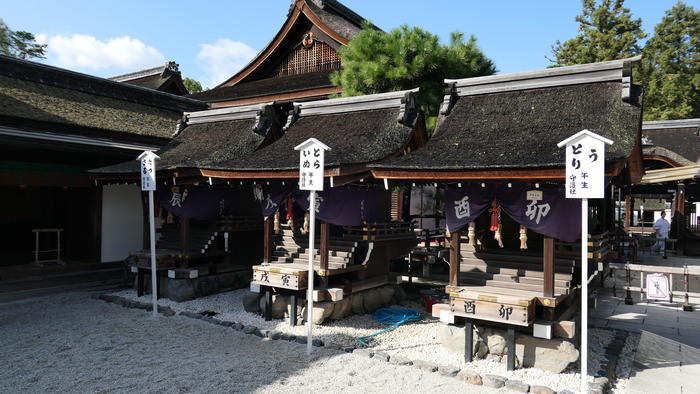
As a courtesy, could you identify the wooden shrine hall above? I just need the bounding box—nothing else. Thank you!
[188,0,375,108]
[369,57,644,366]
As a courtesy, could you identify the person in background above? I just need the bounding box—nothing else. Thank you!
[652,211,670,258]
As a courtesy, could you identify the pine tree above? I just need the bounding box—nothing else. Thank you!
[0,18,46,59]
[637,2,699,120]
[183,77,205,94]
[331,23,495,129]
[549,0,646,66]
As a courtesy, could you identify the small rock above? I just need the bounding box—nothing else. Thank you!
[373,352,390,362]
[363,288,383,313]
[329,297,352,320]
[378,286,394,305]
[587,382,604,394]
[392,285,407,304]
[242,292,262,313]
[593,376,609,386]
[158,306,175,317]
[557,390,575,394]
[530,385,556,394]
[268,330,282,340]
[231,322,244,331]
[259,329,271,337]
[438,365,460,377]
[180,311,203,320]
[476,341,489,358]
[280,333,296,341]
[456,369,482,385]
[389,355,412,366]
[242,325,258,335]
[412,360,438,373]
[201,316,215,324]
[482,375,506,389]
[301,302,334,325]
[218,321,233,327]
[353,348,373,358]
[312,339,324,347]
[484,329,507,355]
[505,379,530,393]
[295,336,307,344]
[343,346,355,353]
[351,293,365,315]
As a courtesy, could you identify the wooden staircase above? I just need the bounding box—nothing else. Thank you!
[271,225,358,270]
[157,224,219,255]
[459,242,576,296]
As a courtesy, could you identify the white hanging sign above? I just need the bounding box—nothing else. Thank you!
[138,151,159,191]
[646,273,670,301]
[294,138,330,191]
[557,129,613,199]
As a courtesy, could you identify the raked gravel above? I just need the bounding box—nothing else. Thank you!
[112,288,609,393]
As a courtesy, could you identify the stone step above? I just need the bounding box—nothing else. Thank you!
[460,264,574,281]
[271,250,350,263]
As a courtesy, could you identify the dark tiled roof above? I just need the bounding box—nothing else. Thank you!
[307,0,365,40]
[205,107,413,172]
[373,82,641,170]
[188,70,334,102]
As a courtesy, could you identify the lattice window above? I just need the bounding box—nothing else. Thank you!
[276,40,341,77]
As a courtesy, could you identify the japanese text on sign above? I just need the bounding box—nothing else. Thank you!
[138,151,158,191]
[295,139,329,191]
[559,130,612,199]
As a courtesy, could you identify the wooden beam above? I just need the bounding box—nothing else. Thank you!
[449,231,460,287]
[199,168,340,179]
[210,87,342,108]
[625,195,632,228]
[543,237,555,298]
[320,221,330,271]
[674,183,686,254]
[263,216,274,264]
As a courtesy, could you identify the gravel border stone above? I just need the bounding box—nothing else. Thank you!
[482,374,506,389]
[505,379,530,392]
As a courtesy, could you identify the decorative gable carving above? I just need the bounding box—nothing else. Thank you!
[275,33,341,77]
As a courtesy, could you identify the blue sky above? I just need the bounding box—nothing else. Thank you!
[2,0,695,88]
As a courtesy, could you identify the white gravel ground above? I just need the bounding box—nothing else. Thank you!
[112,288,611,392]
[613,332,641,393]
[0,291,503,394]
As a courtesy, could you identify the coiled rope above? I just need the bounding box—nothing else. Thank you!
[355,307,421,346]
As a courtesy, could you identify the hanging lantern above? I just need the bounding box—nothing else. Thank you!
[489,199,504,248]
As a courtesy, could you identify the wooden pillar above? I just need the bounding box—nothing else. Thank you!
[263,216,274,264]
[290,294,298,326]
[319,221,330,289]
[464,320,473,363]
[180,217,190,265]
[507,327,516,371]
[449,231,461,287]
[624,195,632,228]
[543,237,555,298]
[674,183,686,255]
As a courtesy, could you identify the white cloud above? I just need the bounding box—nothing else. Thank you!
[39,34,165,72]
[197,38,258,88]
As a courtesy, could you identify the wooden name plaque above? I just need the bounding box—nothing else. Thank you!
[450,294,534,327]
[252,266,308,291]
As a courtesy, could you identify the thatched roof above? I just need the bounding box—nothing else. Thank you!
[204,89,420,172]
[642,119,700,164]
[90,103,280,175]
[109,62,189,96]
[372,58,642,174]
[0,55,206,140]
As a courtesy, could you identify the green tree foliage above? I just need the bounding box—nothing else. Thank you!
[637,2,699,120]
[0,18,46,59]
[549,0,646,66]
[183,77,205,94]
[331,23,495,128]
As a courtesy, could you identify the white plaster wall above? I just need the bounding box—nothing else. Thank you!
[101,184,143,262]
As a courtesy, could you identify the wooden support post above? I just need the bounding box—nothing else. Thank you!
[674,183,686,255]
[507,327,516,371]
[137,268,145,297]
[464,320,473,363]
[263,216,273,264]
[625,196,632,228]
[264,288,272,321]
[290,294,298,326]
[449,231,461,287]
[320,222,330,270]
[543,237,555,298]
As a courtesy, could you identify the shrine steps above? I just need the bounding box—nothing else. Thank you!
[458,273,571,295]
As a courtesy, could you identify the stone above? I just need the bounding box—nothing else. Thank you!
[259,295,288,319]
[505,379,530,393]
[436,324,482,358]
[259,329,271,337]
[482,374,506,389]
[373,352,390,362]
[166,279,196,302]
[378,286,395,305]
[242,325,258,335]
[476,341,489,358]
[392,285,407,304]
[456,369,482,385]
[363,288,383,314]
[482,328,507,356]
[286,299,303,320]
[530,385,556,394]
[158,306,175,317]
[389,355,413,366]
[218,321,233,327]
[353,349,373,358]
[557,391,574,394]
[242,293,262,313]
[295,336,307,344]
[588,382,604,394]
[500,354,521,369]
[412,360,438,373]
[301,302,334,325]
[483,327,579,373]
[312,339,324,347]
[351,293,365,315]
[280,333,296,341]
[329,297,352,320]
[268,330,282,340]
[180,311,203,320]
[197,276,220,297]
[593,376,609,386]
[437,365,460,377]
[343,346,355,353]
[231,322,244,331]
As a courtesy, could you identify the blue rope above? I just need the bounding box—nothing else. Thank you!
[355,308,421,346]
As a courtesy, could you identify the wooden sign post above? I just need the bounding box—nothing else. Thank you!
[137,150,160,317]
[294,138,330,355]
[558,130,613,393]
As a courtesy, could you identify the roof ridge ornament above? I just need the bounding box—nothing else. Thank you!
[398,89,420,126]
[185,102,275,125]
[283,104,302,131]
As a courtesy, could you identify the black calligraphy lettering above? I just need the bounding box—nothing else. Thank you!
[589,148,598,162]
[498,304,513,320]
[571,144,582,155]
